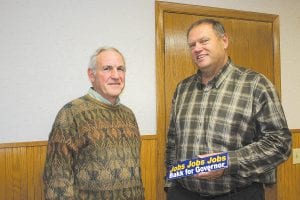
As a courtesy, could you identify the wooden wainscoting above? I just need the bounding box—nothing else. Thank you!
[140,135,157,200]
[0,135,157,200]
[277,129,300,200]
[0,131,299,200]
[0,141,47,200]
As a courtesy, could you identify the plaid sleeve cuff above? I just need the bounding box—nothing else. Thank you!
[225,151,239,175]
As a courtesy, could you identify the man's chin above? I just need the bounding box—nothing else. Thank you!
[196,63,209,70]
[108,89,123,96]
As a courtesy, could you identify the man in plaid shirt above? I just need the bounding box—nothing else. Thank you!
[165,18,291,200]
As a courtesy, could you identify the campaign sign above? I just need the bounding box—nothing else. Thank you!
[167,152,228,180]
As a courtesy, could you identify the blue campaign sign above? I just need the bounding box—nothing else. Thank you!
[167,152,228,180]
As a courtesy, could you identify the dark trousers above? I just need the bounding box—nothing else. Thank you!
[167,182,264,200]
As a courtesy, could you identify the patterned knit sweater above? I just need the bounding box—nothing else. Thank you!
[43,95,144,199]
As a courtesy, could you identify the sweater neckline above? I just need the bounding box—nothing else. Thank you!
[84,94,121,110]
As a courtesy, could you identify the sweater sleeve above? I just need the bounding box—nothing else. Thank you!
[43,105,77,199]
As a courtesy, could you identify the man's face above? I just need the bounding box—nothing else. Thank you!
[187,23,228,72]
[88,50,125,104]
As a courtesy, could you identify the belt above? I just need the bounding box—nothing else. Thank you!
[197,182,263,200]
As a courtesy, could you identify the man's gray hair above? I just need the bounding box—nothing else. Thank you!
[88,47,125,71]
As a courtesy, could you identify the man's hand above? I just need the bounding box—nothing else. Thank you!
[194,153,225,180]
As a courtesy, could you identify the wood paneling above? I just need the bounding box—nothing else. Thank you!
[277,129,300,200]
[0,135,157,200]
[0,142,47,200]
[0,131,298,200]
[140,135,157,200]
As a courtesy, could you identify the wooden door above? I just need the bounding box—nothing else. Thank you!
[156,2,281,200]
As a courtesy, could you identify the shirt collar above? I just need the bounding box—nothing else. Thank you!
[88,87,120,105]
[196,58,232,89]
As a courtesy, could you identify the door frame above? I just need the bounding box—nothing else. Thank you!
[155,1,281,199]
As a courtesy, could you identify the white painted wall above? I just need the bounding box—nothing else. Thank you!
[0,0,299,143]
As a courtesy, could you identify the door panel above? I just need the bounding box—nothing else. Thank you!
[156,2,280,200]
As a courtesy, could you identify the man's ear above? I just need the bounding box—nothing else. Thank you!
[87,68,95,82]
[222,33,229,50]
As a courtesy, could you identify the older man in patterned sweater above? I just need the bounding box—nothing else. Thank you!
[43,47,144,200]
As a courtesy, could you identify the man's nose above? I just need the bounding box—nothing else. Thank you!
[194,42,203,51]
[110,68,120,78]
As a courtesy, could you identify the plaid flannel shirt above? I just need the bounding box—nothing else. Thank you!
[165,60,291,195]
